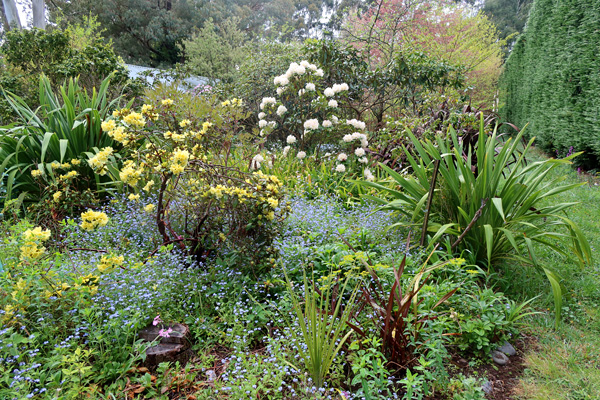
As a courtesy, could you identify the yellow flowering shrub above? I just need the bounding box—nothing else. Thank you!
[95,86,288,273]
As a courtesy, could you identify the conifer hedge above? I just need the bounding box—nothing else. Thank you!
[500,0,600,169]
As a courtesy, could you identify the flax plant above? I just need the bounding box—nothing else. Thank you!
[360,115,592,325]
[284,270,360,388]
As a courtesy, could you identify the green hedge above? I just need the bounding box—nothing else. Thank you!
[500,0,600,169]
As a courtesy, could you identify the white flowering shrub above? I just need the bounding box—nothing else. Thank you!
[97,87,288,274]
[253,60,374,182]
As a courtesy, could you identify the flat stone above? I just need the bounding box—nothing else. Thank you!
[497,341,517,356]
[491,350,509,366]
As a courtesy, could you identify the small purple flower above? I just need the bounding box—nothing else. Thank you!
[152,315,162,326]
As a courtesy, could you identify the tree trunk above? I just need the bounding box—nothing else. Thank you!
[32,0,46,29]
[2,0,21,30]
[0,2,10,31]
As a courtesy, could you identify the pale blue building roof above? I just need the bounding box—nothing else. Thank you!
[125,64,211,91]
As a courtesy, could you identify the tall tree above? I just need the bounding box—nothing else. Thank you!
[482,0,533,48]
[2,0,21,30]
[344,0,505,108]
[32,0,46,28]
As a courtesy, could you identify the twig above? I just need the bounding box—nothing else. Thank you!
[451,198,489,250]
[67,248,108,253]
[420,160,440,247]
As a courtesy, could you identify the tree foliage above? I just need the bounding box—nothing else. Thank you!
[181,17,247,82]
[500,0,600,169]
[343,0,505,108]
[48,0,361,67]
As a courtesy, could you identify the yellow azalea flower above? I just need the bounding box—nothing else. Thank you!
[20,241,45,261]
[53,191,62,202]
[88,147,113,175]
[108,126,130,144]
[123,112,146,129]
[23,227,51,242]
[128,193,140,202]
[141,104,154,113]
[143,181,154,192]
[50,161,61,169]
[179,119,191,128]
[144,204,155,213]
[101,119,116,132]
[119,161,143,186]
[70,159,81,166]
[97,255,124,273]
[31,169,43,177]
[80,210,109,231]
[161,99,174,106]
[170,164,185,174]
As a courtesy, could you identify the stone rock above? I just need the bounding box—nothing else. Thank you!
[482,381,493,394]
[497,341,517,357]
[491,350,509,366]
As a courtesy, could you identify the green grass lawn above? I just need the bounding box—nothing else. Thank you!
[496,147,600,399]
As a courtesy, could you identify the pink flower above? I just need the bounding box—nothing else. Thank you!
[152,315,162,326]
[158,328,173,338]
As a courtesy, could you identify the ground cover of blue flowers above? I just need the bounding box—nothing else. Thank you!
[0,194,525,400]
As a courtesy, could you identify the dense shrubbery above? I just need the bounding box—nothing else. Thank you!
[0,12,591,398]
[501,0,600,169]
[0,23,141,125]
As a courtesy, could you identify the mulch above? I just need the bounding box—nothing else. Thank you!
[450,334,537,400]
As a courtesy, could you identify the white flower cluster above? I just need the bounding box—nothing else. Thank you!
[346,119,366,130]
[364,168,375,181]
[303,119,319,131]
[260,97,276,110]
[343,131,369,147]
[277,105,288,116]
[336,164,346,173]
[273,61,324,88]
[287,135,297,144]
[251,154,264,170]
[324,83,349,97]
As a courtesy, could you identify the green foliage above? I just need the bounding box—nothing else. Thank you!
[0,27,131,125]
[304,39,466,126]
[0,75,124,211]
[220,40,303,116]
[500,0,600,169]
[361,120,593,325]
[284,270,359,388]
[348,337,393,399]
[182,17,247,83]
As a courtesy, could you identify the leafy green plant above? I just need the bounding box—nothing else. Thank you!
[0,74,125,204]
[284,270,360,388]
[348,337,392,399]
[361,117,593,324]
